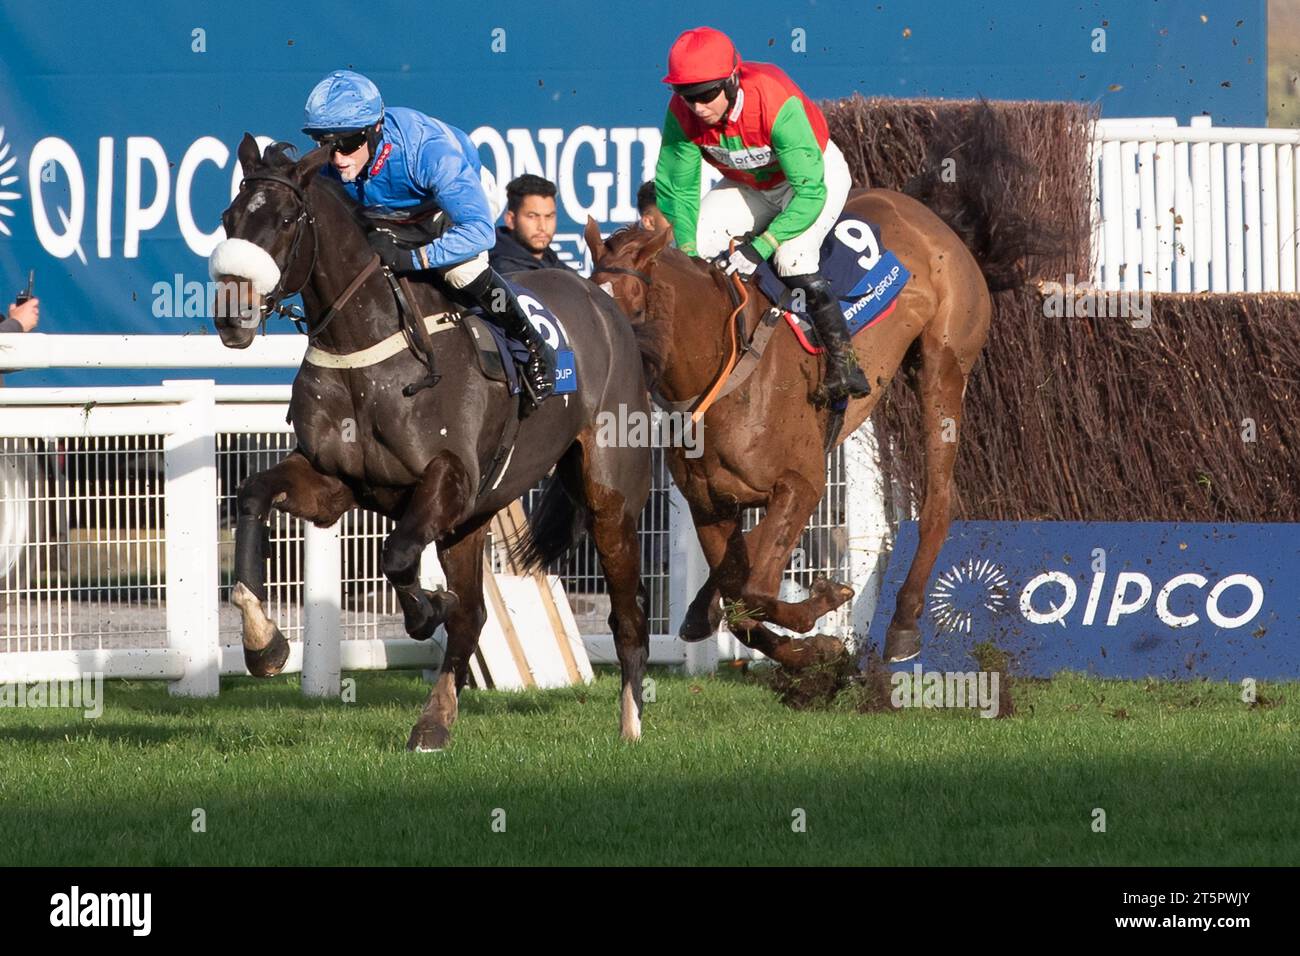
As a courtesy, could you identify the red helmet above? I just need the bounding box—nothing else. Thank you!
[662,27,740,87]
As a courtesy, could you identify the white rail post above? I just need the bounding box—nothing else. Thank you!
[1100,140,1124,288]
[1210,142,1228,292]
[1244,143,1262,290]
[164,379,220,697]
[844,422,892,652]
[1154,141,1176,291]
[301,519,342,698]
[669,482,715,674]
[1279,144,1296,292]
[1120,141,1141,292]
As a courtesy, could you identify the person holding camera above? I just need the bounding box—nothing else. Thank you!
[0,297,38,335]
[0,294,38,387]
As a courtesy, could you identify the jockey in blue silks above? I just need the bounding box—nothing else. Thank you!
[302,70,553,406]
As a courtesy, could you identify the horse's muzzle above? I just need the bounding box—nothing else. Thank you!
[211,275,263,347]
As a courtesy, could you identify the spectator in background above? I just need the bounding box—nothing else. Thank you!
[0,296,38,387]
[489,174,565,273]
[637,181,671,234]
[0,297,38,335]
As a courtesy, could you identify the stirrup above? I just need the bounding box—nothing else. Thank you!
[518,372,551,416]
[520,352,553,406]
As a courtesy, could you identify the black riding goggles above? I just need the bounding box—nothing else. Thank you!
[675,82,727,105]
[310,129,369,155]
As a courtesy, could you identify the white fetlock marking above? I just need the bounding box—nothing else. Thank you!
[231,581,276,651]
[434,672,459,727]
[621,682,642,740]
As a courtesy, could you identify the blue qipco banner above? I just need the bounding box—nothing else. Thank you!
[0,1,1268,392]
[868,522,1300,679]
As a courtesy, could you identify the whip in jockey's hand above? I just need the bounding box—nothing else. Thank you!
[654,27,871,404]
[302,70,554,408]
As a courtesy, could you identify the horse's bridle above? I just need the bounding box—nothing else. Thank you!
[237,172,321,329]
[591,263,654,319]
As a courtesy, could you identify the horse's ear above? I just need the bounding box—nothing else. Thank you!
[293,145,331,187]
[639,223,675,262]
[237,133,263,176]
[583,216,607,261]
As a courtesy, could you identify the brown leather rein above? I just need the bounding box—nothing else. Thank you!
[594,252,750,423]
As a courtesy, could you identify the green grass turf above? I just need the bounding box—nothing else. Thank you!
[0,667,1297,866]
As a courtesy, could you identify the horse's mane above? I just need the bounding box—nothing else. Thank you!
[604,224,706,276]
[314,175,371,233]
[627,303,673,391]
[263,141,299,167]
[603,223,650,256]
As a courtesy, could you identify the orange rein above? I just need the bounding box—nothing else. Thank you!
[689,245,749,425]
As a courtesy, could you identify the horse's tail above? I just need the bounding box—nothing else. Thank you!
[507,444,589,572]
[904,99,1060,292]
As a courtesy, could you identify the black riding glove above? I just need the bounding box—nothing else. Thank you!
[367,229,415,272]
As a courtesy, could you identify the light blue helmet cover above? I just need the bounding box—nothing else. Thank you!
[303,70,384,133]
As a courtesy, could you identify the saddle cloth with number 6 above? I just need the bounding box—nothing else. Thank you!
[463,277,578,396]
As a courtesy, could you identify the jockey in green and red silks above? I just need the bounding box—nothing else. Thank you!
[655,27,871,404]
[302,70,553,407]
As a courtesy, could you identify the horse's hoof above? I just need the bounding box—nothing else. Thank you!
[885,625,921,663]
[405,588,457,641]
[406,722,451,753]
[679,605,718,642]
[244,627,290,677]
[805,634,849,665]
[408,615,440,642]
[811,577,855,606]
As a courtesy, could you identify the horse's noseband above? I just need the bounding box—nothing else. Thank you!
[238,171,319,330]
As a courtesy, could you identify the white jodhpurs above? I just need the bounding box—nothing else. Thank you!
[695,139,852,277]
[415,248,489,289]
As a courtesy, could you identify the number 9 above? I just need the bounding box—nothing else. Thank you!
[834,219,882,272]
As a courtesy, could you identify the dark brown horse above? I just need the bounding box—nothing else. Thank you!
[211,134,656,750]
[585,127,1040,667]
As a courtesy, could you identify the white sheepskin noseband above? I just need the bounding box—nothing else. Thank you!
[208,238,282,296]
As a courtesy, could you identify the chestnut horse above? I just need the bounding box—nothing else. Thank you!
[211,135,657,750]
[586,118,1043,666]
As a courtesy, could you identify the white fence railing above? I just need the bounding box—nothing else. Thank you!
[11,113,1294,693]
[1091,116,1300,292]
[0,334,892,692]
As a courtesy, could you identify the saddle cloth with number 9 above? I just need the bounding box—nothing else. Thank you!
[753,214,911,343]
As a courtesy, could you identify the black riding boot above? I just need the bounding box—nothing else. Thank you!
[786,273,871,404]
[463,268,554,408]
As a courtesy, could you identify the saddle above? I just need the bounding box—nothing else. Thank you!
[680,215,912,400]
[357,203,538,395]
[652,216,911,451]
